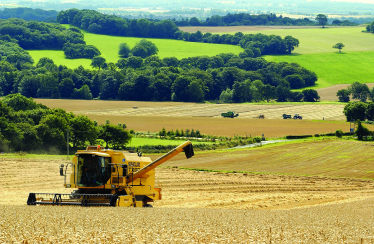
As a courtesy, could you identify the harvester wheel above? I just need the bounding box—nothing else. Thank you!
[143,204,153,208]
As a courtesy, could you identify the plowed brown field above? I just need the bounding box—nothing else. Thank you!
[1,139,374,242]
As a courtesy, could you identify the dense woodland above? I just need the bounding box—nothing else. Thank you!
[0,93,132,152]
[0,18,85,50]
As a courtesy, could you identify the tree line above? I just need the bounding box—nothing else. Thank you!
[174,13,356,27]
[0,15,300,59]
[0,19,100,60]
[175,13,316,26]
[366,20,374,33]
[0,93,132,153]
[337,82,374,103]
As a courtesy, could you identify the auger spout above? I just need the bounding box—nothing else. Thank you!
[126,141,194,184]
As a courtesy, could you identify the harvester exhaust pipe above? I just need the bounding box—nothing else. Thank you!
[126,141,194,184]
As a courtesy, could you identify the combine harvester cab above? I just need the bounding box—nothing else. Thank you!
[27,141,194,207]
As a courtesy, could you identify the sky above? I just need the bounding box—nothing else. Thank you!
[330,0,374,3]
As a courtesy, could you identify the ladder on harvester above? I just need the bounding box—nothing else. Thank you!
[126,186,136,207]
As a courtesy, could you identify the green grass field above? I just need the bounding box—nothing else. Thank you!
[266,51,374,89]
[228,27,374,54]
[28,29,243,69]
[225,26,374,88]
[256,27,374,88]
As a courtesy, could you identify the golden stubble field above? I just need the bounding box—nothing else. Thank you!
[34,99,364,138]
[2,140,374,243]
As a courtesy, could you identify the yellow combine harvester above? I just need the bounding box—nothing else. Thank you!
[27,141,194,207]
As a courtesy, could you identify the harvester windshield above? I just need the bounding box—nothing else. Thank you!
[77,155,111,187]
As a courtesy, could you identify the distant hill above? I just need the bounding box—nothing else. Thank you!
[0,7,57,22]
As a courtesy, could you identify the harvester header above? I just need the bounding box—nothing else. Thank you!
[27,141,194,207]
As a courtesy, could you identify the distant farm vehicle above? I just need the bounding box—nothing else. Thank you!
[283,114,302,119]
[254,114,265,119]
[221,111,239,118]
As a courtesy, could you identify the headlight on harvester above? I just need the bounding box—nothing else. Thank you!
[111,185,115,188]
[65,184,71,188]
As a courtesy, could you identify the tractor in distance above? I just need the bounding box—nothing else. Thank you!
[27,141,194,207]
[221,111,239,118]
[283,114,303,119]
[254,114,265,119]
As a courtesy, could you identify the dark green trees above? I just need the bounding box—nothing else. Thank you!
[131,39,158,58]
[348,82,370,102]
[333,43,345,53]
[91,56,106,70]
[118,43,131,58]
[0,94,133,152]
[316,14,328,28]
[355,120,370,140]
[63,43,101,59]
[343,102,367,121]
[100,124,132,148]
[302,89,320,102]
[284,36,300,54]
[337,89,350,102]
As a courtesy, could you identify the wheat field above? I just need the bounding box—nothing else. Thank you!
[2,139,374,243]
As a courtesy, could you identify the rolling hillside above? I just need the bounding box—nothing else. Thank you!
[182,26,373,89]
[28,28,243,69]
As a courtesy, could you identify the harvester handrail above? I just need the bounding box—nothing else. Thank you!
[126,141,193,184]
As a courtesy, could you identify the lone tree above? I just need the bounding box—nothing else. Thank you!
[316,14,328,28]
[333,43,345,53]
[283,36,300,54]
[90,56,106,70]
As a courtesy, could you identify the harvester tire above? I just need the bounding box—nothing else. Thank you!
[143,204,153,208]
